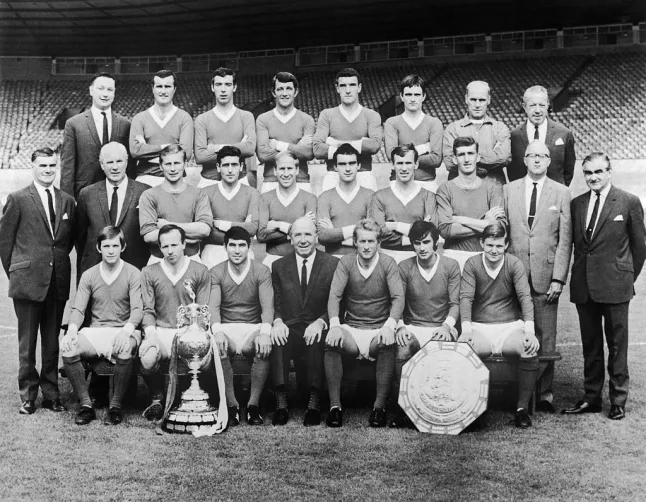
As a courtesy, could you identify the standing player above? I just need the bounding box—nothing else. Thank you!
[442,81,511,187]
[256,72,315,193]
[317,144,373,257]
[139,144,212,263]
[210,227,274,426]
[384,74,443,193]
[313,68,382,192]
[436,137,505,271]
[201,146,260,269]
[325,219,404,428]
[129,70,194,187]
[257,151,317,269]
[194,67,257,187]
[139,224,211,421]
[370,144,437,263]
[391,220,460,428]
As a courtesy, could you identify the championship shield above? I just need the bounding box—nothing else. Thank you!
[399,341,489,434]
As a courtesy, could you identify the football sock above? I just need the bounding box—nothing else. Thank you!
[324,349,343,409]
[374,345,395,410]
[220,357,239,408]
[248,356,270,407]
[142,373,164,403]
[275,385,288,410]
[63,355,92,408]
[517,356,539,410]
[308,387,321,411]
[110,357,133,409]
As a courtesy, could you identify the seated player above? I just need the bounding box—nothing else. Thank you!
[139,144,212,264]
[325,218,404,428]
[370,144,437,263]
[437,136,505,271]
[210,227,273,426]
[201,146,259,269]
[317,144,375,258]
[391,220,460,428]
[459,222,539,428]
[257,151,317,269]
[61,226,143,426]
[138,224,211,421]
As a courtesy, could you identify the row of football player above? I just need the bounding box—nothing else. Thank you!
[58,67,576,201]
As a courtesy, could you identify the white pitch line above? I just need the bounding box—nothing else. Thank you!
[557,341,646,347]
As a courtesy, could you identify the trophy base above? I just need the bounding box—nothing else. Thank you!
[163,388,220,434]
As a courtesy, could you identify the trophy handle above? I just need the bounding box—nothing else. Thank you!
[209,332,229,433]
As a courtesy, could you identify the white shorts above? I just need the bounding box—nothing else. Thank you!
[380,249,416,264]
[154,326,179,356]
[472,320,525,356]
[404,325,443,348]
[201,244,255,270]
[342,325,380,361]
[261,181,311,194]
[261,254,282,271]
[135,175,165,187]
[80,327,141,363]
[321,171,377,193]
[218,323,261,355]
[147,254,203,266]
[198,177,250,188]
[441,249,480,272]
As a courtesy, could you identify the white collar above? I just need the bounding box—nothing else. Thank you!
[357,253,379,279]
[91,106,111,118]
[526,119,548,137]
[160,256,191,286]
[402,112,425,131]
[525,175,546,190]
[276,186,300,207]
[228,259,251,285]
[296,250,316,269]
[273,107,297,124]
[339,104,363,123]
[148,105,178,129]
[106,176,128,193]
[390,181,421,207]
[100,260,124,286]
[417,255,439,283]
[482,253,504,280]
[335,183,361,205]
[213,106,237,123]
[592,183,612,200]
[218,181,242,201]
[34,181,54,200]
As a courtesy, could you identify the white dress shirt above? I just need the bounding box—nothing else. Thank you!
[525,175,546,220]
[585,183,612,233]
[91,106,112,142]
[296,250,316,285]
[106,177,128,224]
[34,182,55,236]
[526,119,547,144]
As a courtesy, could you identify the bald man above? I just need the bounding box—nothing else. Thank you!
[504,140,572,412]
[443,81,511,187]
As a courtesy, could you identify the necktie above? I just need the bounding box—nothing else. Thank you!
[301,258,308,299]
[46,188,55,233]
[586,192,600,241]
[101,111,109,145]
[109,186,119,226]
[528,182,537,228]
[534,125,539,140]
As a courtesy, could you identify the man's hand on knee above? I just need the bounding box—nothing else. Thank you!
[139,333,160,358]
[303,319,325,346]
[255,333,272,359]
[377,325,394,346]
[523,331,540,357]
[112,329,132,356]
[61,327,78,353]
[458,325,474,347]
[395,326,411,346]
[432,323,455,342]
[271,320,289,346]
[326,327,343,348]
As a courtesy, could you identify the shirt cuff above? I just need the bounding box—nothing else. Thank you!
[144,326,156,338]
[444,317,456,328]
[461,321,472,332]
[524,321,535,334]
[327,146,338,159]
[342,225,355,240]
[123,323,135,335]
[384,317,397,331]
[350,139,363,152]
[211,323,222,333]
[325,137,336,146]
[402,236,411,247]
[396,222,412,236]
[260,323,271,336]
[273,318,283,326]
[218,220,232,232]
[396,319,405,329]
[278,221,291,234]
[317,318,328,331]
[330,317,341,328]
[415,143,430,156]
[275,141,289,152]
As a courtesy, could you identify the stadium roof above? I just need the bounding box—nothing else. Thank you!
[0,0,643,57]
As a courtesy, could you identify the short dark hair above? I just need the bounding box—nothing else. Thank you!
[90,72,115,85]
[224,226,251,246]
[353,218,382,243]
[582,152,611,170]
[272,72,298,91]
[211,67,236,86]
[409,221,440,250]
[481,221,508,243]
[453,136,478,156]
[216,145,244,165]
[152,69,176,88]
[159,143,186,164]
[391,143,419,163]
[333,143,360,165]
[96,225,126,250]
[336,68,361,85]
[158,224,186,246]
[399,74,426,95]
[31,147,56,162]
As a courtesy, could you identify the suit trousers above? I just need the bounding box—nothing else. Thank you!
[575,300,630,407]
[14,275,66,402]
[531,290,558,402]
[271,323,324,391]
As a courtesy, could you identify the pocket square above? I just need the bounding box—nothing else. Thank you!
[549,206,558,211]
[555,138,564,146]
[614,215,624,222]
[136,205,140,209]
[63,213,69,220]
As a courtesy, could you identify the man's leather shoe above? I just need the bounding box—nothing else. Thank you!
[75,406,96,425]
[303,408,321,427]
[326,407,343,428]
[389,410,414,429]
[42,398,66,412]
[227,406,240,426]
[105,407,123,425]
[19,401,36,415]
[142,401,164,421]
[608,405,625,420]
[246,405,264,425]
[515,409,532,428]
[368,407,387,428]
[536,400,556,413]
[272,408,289,426]
[561,400,602,415]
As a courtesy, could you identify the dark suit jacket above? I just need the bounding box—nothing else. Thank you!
[0,183,76,302]
[570,185,646,304]
[272,251,339,328]
[508,119,576,186]
[76,178,151,276]
[60,109,133,199]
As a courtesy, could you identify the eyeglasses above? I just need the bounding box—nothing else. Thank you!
[582,169,608,177]
[524,154,549,160]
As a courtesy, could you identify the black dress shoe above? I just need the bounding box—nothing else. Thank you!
[303,408,321,427]
[19,401,36,415]
[272,408,289,426]
[608,405,626,420]
[105,407,123,425]
[515,409,532,429]
[326,407,343,428]
[536,400,556,414]
[142,401,164,421]
[75,406,96,425]
[389,409,414,429]
[227,406,240,427]
[42,398,66,412]
[368,407,387,428]
[246,405,264,425]
[561,400,602,415]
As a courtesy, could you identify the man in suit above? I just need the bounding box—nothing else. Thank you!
[508,85,576,186]
[504,141,572,413]
[61,72,133,199]
[0,147,76,414]
[270,217,339,426]
[563,153,646,420]
[77,142,150,277]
